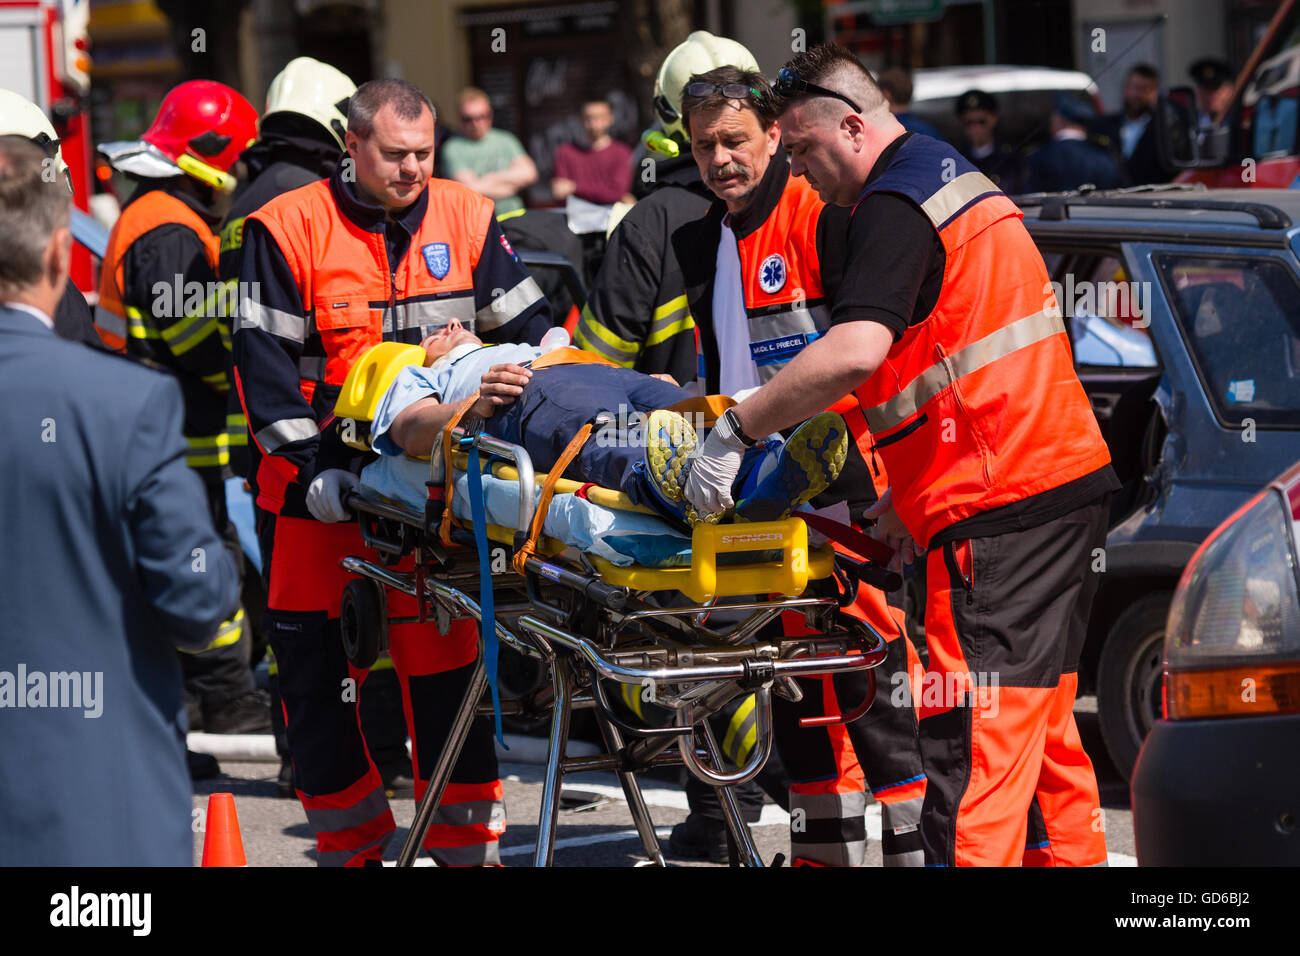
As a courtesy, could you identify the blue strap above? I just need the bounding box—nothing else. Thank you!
[465,443,505,746]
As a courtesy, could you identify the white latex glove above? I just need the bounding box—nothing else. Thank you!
[683,411,748,516]
[306,469,360,523]
[863,487,916,571]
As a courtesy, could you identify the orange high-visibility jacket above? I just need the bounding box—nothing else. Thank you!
[94,190,220,352]
[245,178,502,390]
[849,135,1112,548]
[234,173,548,518]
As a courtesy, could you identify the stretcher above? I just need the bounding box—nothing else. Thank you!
[333,343,895,867]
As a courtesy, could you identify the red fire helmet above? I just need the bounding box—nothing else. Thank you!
[141,80,259,190]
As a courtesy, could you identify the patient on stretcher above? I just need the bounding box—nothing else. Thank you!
[367,320,848,526]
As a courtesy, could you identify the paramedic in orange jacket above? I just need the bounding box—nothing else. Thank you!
[233,79,550,865]
[669,66,927,867]
[685,44,1116,867]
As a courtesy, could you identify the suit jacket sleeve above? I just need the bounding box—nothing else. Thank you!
[124,374,240,650]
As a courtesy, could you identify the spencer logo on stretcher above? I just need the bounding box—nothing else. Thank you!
[749,331,820,367]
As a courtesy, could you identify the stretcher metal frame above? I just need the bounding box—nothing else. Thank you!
[337,407,888,868]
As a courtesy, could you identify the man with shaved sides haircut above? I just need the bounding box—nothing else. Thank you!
[234,77,549,865]
[685,43,1118,867]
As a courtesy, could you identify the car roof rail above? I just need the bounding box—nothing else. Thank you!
[1016,185,1292,229]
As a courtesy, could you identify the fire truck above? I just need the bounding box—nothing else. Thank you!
[0,0,94,289]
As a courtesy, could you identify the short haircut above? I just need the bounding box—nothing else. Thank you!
[778,44,888,121]
[348,79,435,138]
[680,65,779,133]
[1129,63,1159,83]
[0,136,69,298]
[458,86,491,110]
[876,66,914,106]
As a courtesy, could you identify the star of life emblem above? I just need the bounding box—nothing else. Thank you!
[758,253,787,294]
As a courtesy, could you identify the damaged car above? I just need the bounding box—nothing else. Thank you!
[1018,186,1300,777]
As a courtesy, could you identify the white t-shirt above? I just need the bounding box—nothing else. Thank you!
[713,221,760,396]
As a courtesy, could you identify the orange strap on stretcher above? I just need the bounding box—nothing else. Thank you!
[528,346,620,371]
[663,393,735,429]
[440,391,482,546]
[512,422,594,575]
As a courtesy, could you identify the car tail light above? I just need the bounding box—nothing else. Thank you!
[1164,489,1300,719]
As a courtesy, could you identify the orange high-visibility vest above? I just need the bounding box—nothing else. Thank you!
[94,190,220,352]
[245,178,498,393]
[849,136,1111,548]
[727,174,832,384]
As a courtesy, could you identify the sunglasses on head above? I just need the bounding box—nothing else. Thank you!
[655,82,764,124]
[773,67,862,114]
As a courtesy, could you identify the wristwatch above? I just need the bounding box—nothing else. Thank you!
[721,407,758,447]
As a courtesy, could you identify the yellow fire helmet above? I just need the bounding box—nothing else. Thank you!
[264,56,356,150]
[652,30,761,144]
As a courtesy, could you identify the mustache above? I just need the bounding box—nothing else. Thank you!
[710,162,747,180]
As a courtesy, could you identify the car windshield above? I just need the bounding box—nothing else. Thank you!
[1156,254,1300,426]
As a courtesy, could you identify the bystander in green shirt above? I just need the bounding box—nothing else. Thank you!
[441,128,529,216]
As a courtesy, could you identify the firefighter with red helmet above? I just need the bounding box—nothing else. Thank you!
[95,80,270,751]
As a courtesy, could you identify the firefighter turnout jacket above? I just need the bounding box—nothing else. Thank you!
[233,164,550,519]
[94,184,238,483]
[849,134,1113,549]
[573,155,713,385]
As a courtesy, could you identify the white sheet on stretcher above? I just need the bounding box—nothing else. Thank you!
[359,455,692,567]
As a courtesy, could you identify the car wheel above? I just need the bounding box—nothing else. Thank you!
[340,578,387,670]
[1097,592,1171,779]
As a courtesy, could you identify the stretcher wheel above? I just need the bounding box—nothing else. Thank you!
[341,578,388,669]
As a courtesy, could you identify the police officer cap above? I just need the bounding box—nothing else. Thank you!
[1189,58,1232,89]
[956,89,998,116]
[1053,93,1097,126]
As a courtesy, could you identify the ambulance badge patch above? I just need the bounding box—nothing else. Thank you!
[422,242,451,279]
[758,253,786,294]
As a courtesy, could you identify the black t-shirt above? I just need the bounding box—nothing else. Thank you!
[830,133,945,340]
[831,133,1120,542]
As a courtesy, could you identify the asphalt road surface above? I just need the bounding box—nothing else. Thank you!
[192,695,1137,867]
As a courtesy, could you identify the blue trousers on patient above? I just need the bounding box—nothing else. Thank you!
[482,364,764,517]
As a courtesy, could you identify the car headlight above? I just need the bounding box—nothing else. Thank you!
[1164,488,1300,719]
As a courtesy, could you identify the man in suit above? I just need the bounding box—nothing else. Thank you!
[1024,95,1122,193]
[0,137,240,865]
[1099,64,1167,187]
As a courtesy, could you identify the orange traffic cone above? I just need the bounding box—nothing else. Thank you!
[200,792,247,866]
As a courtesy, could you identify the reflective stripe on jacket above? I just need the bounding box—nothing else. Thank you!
[676,155,846,393]
[849,135,1112,548]
[95,189,234,479]
[234,171,548,517]
[95,190,221,352]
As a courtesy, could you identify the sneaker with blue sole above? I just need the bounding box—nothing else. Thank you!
[641,408,696,524]
[733,411,848,523]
